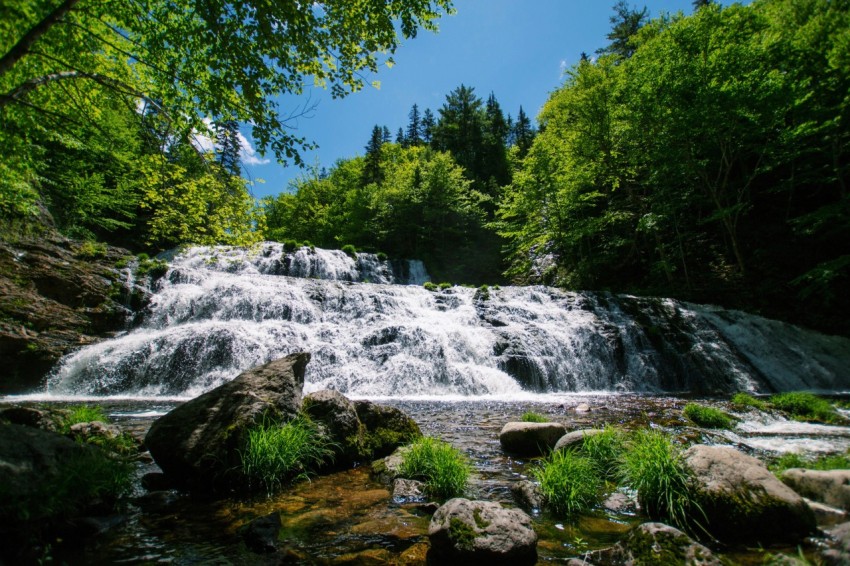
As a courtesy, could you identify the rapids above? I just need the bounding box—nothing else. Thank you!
[44,243,850,398]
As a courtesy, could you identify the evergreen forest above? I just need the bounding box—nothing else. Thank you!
[2,0,849,336]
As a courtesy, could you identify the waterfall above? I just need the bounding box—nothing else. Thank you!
[46,244,850,398]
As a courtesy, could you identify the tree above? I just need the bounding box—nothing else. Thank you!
[481,92,510,190]
[692,0,715,10]
[406,103,423,146]
[432,84,485,182]
[382,126,392,144]
[512,107,536,159]
[597,1,649,59]
[362,125,385,186]
[215,119,242,176]
[396,127,406,145]
[421,108,437,145]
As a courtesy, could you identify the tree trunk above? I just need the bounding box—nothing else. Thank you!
[0,0,81,79]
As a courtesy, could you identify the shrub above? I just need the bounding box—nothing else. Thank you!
[59,405,108,434]
[400,437,470,499]
[521,411,548,423]
[423,281,438,291]
[438,282,452,290]
[683,403,734,429]
[620,429,698,531]
[240,416,335,495]
[731,392,768,410]
[581,426,626,480]
[341,244,357,258]
[377,252,388,261]
[74,240,107,259]
[769,392,840,423]
[283,239,298,252]
[474,284,490,301]
[137,256,168,278]
[534,449,602,517]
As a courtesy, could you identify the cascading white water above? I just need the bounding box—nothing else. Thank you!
[45,244,850,398]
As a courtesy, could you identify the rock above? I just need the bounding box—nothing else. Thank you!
[554,429,603,453]
[588,522,721,565]
[68,420,123,443]
[0,406,64,432]
[603,491,638,514]
[354,400,421,458]
[141,472,173,492]
[822,521,850,565]
[428,498,537,564]
[782,469,850,511]
[392,478,427,503]
[499,422,566,456]
[683,444,817,543]
[574,403,591,413]
[144,353,309,491]
[303,389,364,465]
[242,512,281,554]
[371,446,410,484]
[805,498,848,527]
[511,480,544,512]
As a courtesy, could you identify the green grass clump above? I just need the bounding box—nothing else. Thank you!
[137,256,168,278]
[581,426,626,480]
[423,281,438,291]
[438,282,452,290]
[620,429,697,531]
[400,437,470,499]
[75,240,107,259]
[769,392,840,423]
[59,405,108,433]
[770,450,850,475]
[474,284,490,301]
[341,244,357,258]
[683,403,734,429]
[241,416,335,495]
[520,411,548,423]
[731,392,768,410]
[534,449,602,517]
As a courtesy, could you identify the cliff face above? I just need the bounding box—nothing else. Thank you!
[0,220,136,394]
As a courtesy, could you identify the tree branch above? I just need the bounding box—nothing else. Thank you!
[0,0,81,78]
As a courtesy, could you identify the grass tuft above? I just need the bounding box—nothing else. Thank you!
[240,416,334,495]
[400,436,470,499]
[769,392,840,423]
[534,449,602,517]
[683,403,734,429]
[520,411,548,423]
[770,450,850,475]
[730,392,768,410]
[59,405,108,434]
[581,426,626,480]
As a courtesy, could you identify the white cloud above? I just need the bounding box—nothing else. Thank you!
[237,131,270,166]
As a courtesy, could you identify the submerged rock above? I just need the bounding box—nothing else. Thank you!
[428,498,537,564]
[511,480,544,512]
[822,521,850,565]
[242,512,281,554]
[782,469,850,511]
[499,422,566,456]
[144,353,309,491]
[392,478,427,503]
[683,445,816,543]
[587,522,721,565]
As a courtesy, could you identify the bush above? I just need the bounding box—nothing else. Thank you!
[581,426,626,480]
[400,437,470,499]
[377,252,388,261]
[283,239,298,252]
[534,449,602,517]
[423,281,438,291]
[240,416,335,495]
[137,256,168,278]
[474,284,490,301]
[620,429,698,531]
[341,244,357,258]
[730,392,768,410]
[521,411,548,423]
[75,240,107,259]
[683,403,734,429]
[438,282,452,290]
[769,392,840,423]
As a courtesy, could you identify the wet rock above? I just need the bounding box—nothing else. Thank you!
[511,480,544,512]
[0,406,64,432]
[554,428,603,453]
[370,446,409,484]
[144,353,309,491]
[822,521,850,565]
[683,445,816,543]
[428,498,537,564]
[603,491,638,514]
[392,478,427,503]
[354,400,422,459]
[587,522,721,565]
[303,389,363,466]
[574,403,591,413]
[242,512,281,554]
[499,422,566,456]
[68,420,123,443]
[782,469,850,511]
[805,498,848,527]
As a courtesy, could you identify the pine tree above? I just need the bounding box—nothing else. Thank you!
[432,84,485,180]
[363,125,384,185]
[512,107,536,159]
[382,126,392,144]
[406,103,422,146]
[597,1,648,59]
[396,127,406,145]
[481,92,510,188]
[692,0,715,9]
[421,108,436,145]
[215,119,242,176]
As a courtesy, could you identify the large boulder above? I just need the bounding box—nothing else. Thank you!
[554,428,603,453]
[683,445,816,543]
[587,522,721,565]
[499,422,566,456]
[302,389,364,466]
[781,469,850,511]
[144,353,309,491]
[428,498,537,564]
[354,400,421,458]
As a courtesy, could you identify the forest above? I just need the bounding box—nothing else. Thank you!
[1,0,849,336]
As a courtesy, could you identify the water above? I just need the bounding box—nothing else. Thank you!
[39,243,850,399]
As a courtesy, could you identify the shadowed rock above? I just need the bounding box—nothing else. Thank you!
[499,422,566,456]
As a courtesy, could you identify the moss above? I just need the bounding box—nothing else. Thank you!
[472,508,490,529]
[683,403,734,429]
[448,517,476,551]
[423,281,438,291]
[474,285,490,301]
[74,241,107,259]
[438,282,452,290]
[626,527,690,565]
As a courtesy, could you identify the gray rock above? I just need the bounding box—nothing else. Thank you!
[354,400,422,459]
[782,469,850,511]
[499,422,566,456]
[371,445,410,484]
[303,389,363,465]
[144,352,309,491]
[511,480,544,512]
[683,445,816,543]
[68,420,126,447]
[428,498,537,564]
[392,478,427,503]
[603,491,638,514]
[822,521,850,565]
[574,403,592,413]
[805,498,847,527]
[588,522,721,565]
[0,406,64,432]
[554,429,604,453]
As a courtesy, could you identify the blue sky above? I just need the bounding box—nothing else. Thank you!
[241,1,732,199]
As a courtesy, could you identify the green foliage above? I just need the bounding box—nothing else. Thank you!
[474,284,490,301]
[520,411,548,423]
[620,429,697,531]
[59,405,108,434]
[137,256,168,279]
[683,403,734,429]
[74,241,107,260]
[377,252,388,261]
[534,449,602,517]
[283,240,299,253]
[399,436,470,499]
[581,426,626,480]
[448,517,476,550]
[770,450,850,475]
[341,244,357,258]
[240,416,335,495]
[769,392,840,424]
[731,393,768,410]
[423,281,438,291]
[438,282,452,290]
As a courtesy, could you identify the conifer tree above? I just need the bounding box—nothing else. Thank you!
[396,127,406,145]
[422,108,437,145]
[382,126,392,144]
[215,119,242,176]
[406,104,423,146]
[512,106,535,159]
[597,1,648,59]
[363,125,384,186]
